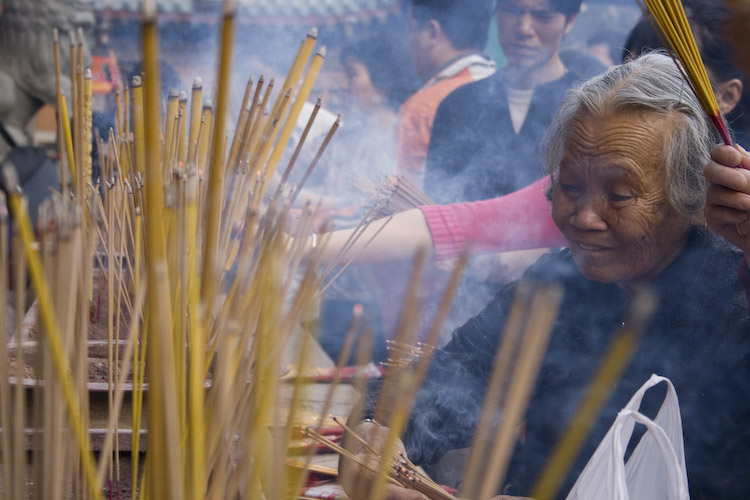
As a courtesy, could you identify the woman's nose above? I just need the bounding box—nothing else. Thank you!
[569,197,608,231]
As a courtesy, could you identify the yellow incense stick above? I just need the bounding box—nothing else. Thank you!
[200,0,236,315]
[52,29,68,194]
[197,101,213,172]
[132,76,146,175]
[531,290,656,500]
[58,93,77,187]
[187,78,203,166]
[261,47,326,189]
[3,167,103,500]
[638,0,731,144]
[84,69,93,185]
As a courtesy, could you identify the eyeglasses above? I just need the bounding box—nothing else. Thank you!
[497,3,565,24]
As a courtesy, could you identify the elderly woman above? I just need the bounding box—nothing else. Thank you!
[340,53,750,500]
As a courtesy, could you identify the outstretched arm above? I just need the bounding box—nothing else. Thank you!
[310,177,565,266]
[311,208,433,265]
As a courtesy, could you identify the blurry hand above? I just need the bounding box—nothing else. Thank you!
[704,144,750,264]
[339,421,426,500]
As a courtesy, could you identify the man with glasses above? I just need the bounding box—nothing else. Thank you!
[423,0,597,204]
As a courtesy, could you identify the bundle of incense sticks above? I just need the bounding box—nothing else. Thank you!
[0,0,404,498]
[311,176,434,297]
[382,340,435,369]
[303,424,458,500]
[1,2,655,500]
[365,174,435,217]
[637,0,732,144]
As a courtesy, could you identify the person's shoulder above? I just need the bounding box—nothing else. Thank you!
[666,228,746,306]
[439,72,504,109]
[560,49,607,81]
[688,227,744,263]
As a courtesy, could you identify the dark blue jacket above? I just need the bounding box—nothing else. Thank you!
[364,228,750,499]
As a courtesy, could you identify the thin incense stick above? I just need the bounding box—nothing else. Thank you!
[638,0,731,144]
[200,0,236,315]
[531,290,656,500]
[3,166,103,500]
[477,284,564,500]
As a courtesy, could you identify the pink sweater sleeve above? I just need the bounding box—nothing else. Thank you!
[419,177,566,261]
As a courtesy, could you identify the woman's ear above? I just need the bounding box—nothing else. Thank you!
[716,78,743,115]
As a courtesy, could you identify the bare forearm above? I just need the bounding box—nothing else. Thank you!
[313,208,433,265]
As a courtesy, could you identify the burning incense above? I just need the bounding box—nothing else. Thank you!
[2,167,102,500]
[477,284,563,500]
[638,0,732,144]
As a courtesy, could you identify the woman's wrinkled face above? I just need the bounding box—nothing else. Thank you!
[550,111,692,289]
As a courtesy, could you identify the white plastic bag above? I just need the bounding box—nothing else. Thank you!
[565,374,690,500]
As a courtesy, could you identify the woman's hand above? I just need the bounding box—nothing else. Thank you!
[339,421,426,500]
[704,144,750,264]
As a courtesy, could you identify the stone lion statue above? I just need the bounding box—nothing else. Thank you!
[0,0,94,158]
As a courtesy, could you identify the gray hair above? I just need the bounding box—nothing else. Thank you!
[542,52,719,219]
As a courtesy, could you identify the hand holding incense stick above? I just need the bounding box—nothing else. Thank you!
[335,419,448,500]
[704,143,750,261]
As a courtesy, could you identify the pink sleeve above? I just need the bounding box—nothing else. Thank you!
[418,177,566,261]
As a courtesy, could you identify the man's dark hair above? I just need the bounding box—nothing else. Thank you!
[410,0,494,51]
[496,0,582,19]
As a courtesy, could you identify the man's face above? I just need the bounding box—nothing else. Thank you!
[496,0,573,71]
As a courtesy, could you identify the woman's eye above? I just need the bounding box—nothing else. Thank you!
[559,183,581,196]
[609,193,634,203]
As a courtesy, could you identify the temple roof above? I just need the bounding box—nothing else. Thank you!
[89,0,400,19]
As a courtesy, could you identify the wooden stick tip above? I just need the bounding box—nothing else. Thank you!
[308,27,318,39]
[223,0,237,15]
[132,75,142,87]
[53,28,59,42]
[1,164,21,195]
[179,90,188,101]
[353,303,363,317]
[168,89,180,99]
[84,68,92,79]
[142,0,157,19]
[192,77,203,88]
[317,46,327,58]
[203,100,213,109]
